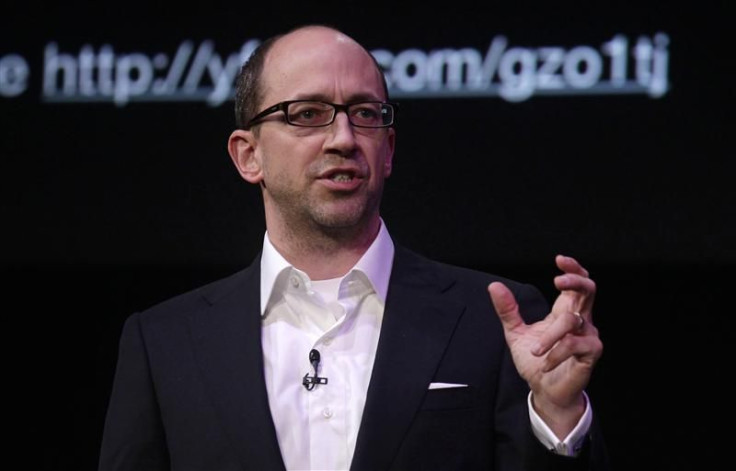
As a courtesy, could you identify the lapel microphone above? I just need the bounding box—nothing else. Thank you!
[302,348,328,391]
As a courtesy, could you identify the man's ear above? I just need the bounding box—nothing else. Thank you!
[227,129,263,184]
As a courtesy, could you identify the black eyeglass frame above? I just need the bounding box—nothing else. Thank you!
[244,100,398,129]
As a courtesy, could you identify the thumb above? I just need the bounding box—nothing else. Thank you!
[488,281,524,331]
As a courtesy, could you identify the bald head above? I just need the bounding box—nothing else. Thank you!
[233,25,389,129]
[282,25,362,48]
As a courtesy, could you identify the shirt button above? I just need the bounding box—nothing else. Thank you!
[322,408,333,418]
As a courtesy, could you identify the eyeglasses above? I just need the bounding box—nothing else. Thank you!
[245,100,398,129]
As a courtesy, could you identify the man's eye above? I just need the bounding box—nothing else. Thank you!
[356,108,378,118]
[290,106,329,123]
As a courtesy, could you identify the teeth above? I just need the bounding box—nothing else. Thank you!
[331,173,353,182]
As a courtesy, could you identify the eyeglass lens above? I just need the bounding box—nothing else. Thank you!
[286,101,392,127]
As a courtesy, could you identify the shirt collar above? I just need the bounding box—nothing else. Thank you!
[259,219,395,315]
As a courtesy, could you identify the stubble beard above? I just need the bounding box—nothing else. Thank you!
[267,180,384,252]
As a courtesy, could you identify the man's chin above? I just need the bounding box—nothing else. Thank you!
[312,206,377,234]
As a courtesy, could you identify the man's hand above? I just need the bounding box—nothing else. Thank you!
[488,254,603,439]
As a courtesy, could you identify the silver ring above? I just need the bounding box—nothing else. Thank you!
[572,311,585,331]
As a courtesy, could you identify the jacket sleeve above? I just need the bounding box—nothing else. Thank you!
[98,312,170,471]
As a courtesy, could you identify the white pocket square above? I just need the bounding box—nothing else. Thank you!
[428,382,469,390]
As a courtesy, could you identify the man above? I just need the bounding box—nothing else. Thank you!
[99,24,610,470]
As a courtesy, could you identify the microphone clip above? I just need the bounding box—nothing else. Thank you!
[302,373,328,390]
[303,348,328,391]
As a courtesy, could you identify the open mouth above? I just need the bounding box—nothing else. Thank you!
[319,167,363,182]
[329,172,355,182]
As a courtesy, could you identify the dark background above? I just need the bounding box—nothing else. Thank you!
[3,1,732,470]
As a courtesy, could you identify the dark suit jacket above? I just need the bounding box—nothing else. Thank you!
[99,245,610,470]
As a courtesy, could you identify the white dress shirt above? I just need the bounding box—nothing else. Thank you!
[259,220,591,470]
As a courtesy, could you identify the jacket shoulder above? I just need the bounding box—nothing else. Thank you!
[393,245,550,318]
[133,257,261,325]
[394,244,537,291]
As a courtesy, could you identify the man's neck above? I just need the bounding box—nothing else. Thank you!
[266,218,381,280]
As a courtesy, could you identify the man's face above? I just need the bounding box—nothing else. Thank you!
[242,28,395,236]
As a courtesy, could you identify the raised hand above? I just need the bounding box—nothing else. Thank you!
[488,254,603,438]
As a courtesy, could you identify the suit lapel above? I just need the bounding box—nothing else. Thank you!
[351,247,465,471]
[189,258,286,471]
[184,247,465,471]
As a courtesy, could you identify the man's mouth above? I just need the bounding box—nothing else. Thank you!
[330,172,355,182]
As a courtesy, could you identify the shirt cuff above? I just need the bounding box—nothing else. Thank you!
[527,390,592,457]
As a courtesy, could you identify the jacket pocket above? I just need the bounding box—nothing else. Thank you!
[420,384,475,410]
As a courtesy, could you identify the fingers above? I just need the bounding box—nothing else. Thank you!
[535,310,589,354]
[487,257,603,391]
[555,254,588,277]
[553,254,596,317]
[540,322,602,372]
[490,256,601,363]
[572,311,585,333]
[554,272,596,302]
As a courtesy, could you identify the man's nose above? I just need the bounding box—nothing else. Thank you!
[324,111,358,150]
